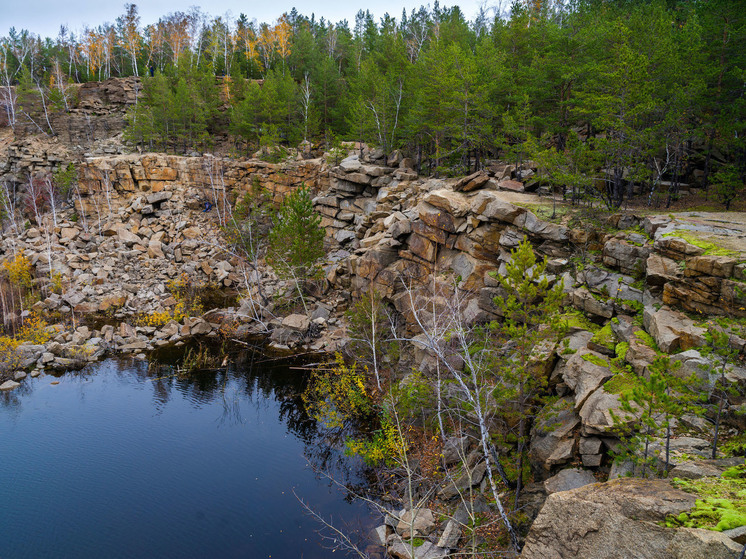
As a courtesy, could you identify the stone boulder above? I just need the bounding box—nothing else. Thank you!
[453,170,489,192]
[646,253,682,286]
[281,314,311,332]
[686,255,736,278]
[669,458,743,480]
[543,468,597,495]
[438,461,487,500]
[602,238,650,275]
[529,398,579,478]
[579,387,635,436]
[423,189,472,217]
[570,287,615,319]
[497,179,524,192]
[388,538,448,559]
[417,202,463,233]
[562,350,614,410]
[522,478,741,559]
[472,190,526,224]
[0,380,21,391]
[396,508,436,538]
[643,306,707,353]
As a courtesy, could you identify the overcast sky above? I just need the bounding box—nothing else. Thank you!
[4,0,495,39]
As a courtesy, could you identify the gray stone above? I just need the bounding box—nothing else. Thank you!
[608,459,636,480]
[646,253,682,286]
[582,454,603,467]
[335,229,357,244]
[723,525,746,545]
[120,340,148,351]
[529,398,580,478]
[579,437,603,455]
[0,380,21,391]
[437,518,461,549]
[668,459,740,480]
[438,461,487,500]
[602,238,650,275]
[117,228,142,246]
[423,189,472,217]
[544,468,597,494]
[571,287,614,319]
[388,539,448,559]
[189,320,213,336]
[643,305,707,353]
[282,314,310,332]
[521,211,569,242]
[579,388,637,436]
[472,190,526,224]
[369,525,389,547]
[670,350,714,386]
[339,155,362,172]
[522,478,740,559]
[441,436,471,466]
[396,508,436,538]
[310,306,331,321]
[561,350,614,410]
[147,191,171,205]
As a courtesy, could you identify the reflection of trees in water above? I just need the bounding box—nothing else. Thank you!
[0,381,30,417]
[145,343,373,493]
[143,345,321,442]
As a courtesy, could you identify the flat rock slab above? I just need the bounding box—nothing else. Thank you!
[0,380,21,391]
[669,458,743,480]
[644,306,707,353]
[522,478,741,559]
[653,212,746,260]
[282,314,310,332]
[544,468,597,494]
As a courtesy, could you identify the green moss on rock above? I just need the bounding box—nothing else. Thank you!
[661,230,737,257]
[582,353,609,367]
[590,323,617,351]
[615,342,629,361]
[603,372,639,395]
[634,330,658,351]
[558,311,600,333]
[667,466,746,532]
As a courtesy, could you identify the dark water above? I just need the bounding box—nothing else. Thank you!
[0,353,373,558]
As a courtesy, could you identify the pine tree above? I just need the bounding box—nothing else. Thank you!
[491,237,564,504]
[267,185,325,279]
[612,356,691,477]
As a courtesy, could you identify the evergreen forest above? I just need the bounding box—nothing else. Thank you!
[1,0,744,209]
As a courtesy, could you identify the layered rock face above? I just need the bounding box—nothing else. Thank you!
[11,77,139,142]
[522,478,741,559]
[0,78,140,185]
[316,154,573,341]
[76,152,326,209]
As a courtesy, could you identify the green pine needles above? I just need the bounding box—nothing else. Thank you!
[267,185,325,279]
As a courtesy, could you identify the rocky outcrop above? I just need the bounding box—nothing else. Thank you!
[648,216,746,318]
[643,306,707,353]
[11,77,139,143]
[521,478,741,559]
[76,152,327,209]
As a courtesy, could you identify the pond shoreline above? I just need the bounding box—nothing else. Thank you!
[1,352,377,559]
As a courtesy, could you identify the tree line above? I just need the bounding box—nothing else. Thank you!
[1,0,745,208]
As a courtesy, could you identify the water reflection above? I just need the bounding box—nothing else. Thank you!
[0,347,375,559]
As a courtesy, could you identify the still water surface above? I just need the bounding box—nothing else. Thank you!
[0,354,371,558]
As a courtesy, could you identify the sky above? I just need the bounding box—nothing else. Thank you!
[3,0,495,39]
